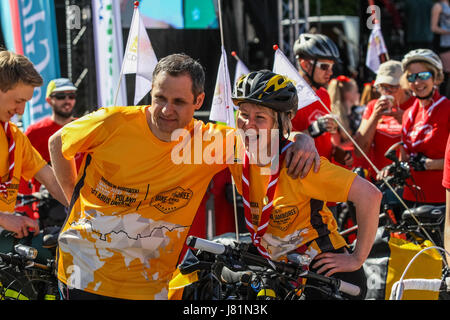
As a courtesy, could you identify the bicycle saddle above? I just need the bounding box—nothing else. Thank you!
[42,226,61,249]
[401,205,445,224]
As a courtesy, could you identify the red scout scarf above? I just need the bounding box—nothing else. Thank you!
[241,138,292,260]
[402,92,445,152]
[0,121,15,198]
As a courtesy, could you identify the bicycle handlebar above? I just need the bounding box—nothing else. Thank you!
[186,236,361,297]
[187,236,228,255]
[0,244,52,272]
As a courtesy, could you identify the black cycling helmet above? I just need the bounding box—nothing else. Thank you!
[232,70,298,113]
[293,33,340,62]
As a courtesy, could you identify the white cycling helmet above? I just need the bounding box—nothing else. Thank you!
[401,49,443,72]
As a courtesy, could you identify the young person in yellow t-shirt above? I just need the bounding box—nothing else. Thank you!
[229,70,382,299]
[0,50,68,238]
[48,53,320,300]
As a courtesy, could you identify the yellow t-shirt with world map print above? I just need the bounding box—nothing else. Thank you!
[58,106,235,300]
[0,122,46,213]
[229,156,356,261]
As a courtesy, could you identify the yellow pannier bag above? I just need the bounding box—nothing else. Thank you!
[168,268,199,300]
[385,238,442,300]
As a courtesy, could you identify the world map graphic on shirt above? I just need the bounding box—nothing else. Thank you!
[58,209,188,293]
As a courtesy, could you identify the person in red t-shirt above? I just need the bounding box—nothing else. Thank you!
[18,78,81,223]
[25,78,80,165]
[398,49,450,206]
[354,60,415,180]
[290,33,352,168]
[443,134,450,262]
[290,33,354,218]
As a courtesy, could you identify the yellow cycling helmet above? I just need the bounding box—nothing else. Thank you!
[232,70,298,113]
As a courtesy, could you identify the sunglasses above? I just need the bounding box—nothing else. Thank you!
[310,60,334,71]
[406,71,433,83]
[51,93,76,100]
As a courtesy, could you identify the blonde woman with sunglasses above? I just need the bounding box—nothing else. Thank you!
[394,49,450,207]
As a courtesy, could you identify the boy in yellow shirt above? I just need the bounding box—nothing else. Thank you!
[229,70,382,299]
[0,50,68,238]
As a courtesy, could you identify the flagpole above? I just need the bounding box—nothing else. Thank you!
[231,51,240,62]
[216,0,240,242]
[114,1,139,106]
[217,0,225,47]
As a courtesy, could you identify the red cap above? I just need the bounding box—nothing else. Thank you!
[134,1,140,8]
[231,51,236,56]
[273,44,279,51]
[336,75,351,82]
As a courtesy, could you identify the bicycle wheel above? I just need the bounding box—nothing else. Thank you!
[0,265,37,300]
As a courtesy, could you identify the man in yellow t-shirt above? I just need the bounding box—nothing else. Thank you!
[0,50,68,238]
[49,53,320,300]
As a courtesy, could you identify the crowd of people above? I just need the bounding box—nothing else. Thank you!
[0,28,449,301]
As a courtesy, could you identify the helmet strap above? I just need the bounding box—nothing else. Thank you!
[415,86,435,101]
[300,59,321,90]
[275,112,282,156]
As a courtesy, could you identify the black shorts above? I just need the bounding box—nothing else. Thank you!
[58,281,125,300]
[304,247,367,300]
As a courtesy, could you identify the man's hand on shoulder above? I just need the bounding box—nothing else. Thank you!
[285,132,320,179]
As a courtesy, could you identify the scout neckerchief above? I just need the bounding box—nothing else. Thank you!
[241,138,292,260]
[0,121,15,198]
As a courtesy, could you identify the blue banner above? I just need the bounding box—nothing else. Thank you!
[1,0,61,130]
[0,1,16,52]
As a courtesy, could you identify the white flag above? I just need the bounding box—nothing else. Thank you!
[366,24,388,74]
[210,46,235,128]
[122,6,158,105]
[272,47,318,110]
[234,59,249,88]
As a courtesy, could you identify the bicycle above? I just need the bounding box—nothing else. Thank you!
[16,187,67,230]
[175,235,361,300]
[338,142,441,245]
[0,232,59,300]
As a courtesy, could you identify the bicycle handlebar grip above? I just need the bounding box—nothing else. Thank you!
[337,279,361,297]
[186,236,226,255]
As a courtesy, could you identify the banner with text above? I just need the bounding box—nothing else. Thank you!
[92,0,127,107]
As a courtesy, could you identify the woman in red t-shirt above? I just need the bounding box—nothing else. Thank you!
[400,49,450,206]
[353,60,415,180]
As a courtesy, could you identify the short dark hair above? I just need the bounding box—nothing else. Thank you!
[152,53,205,100]
[0,50,43,92]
